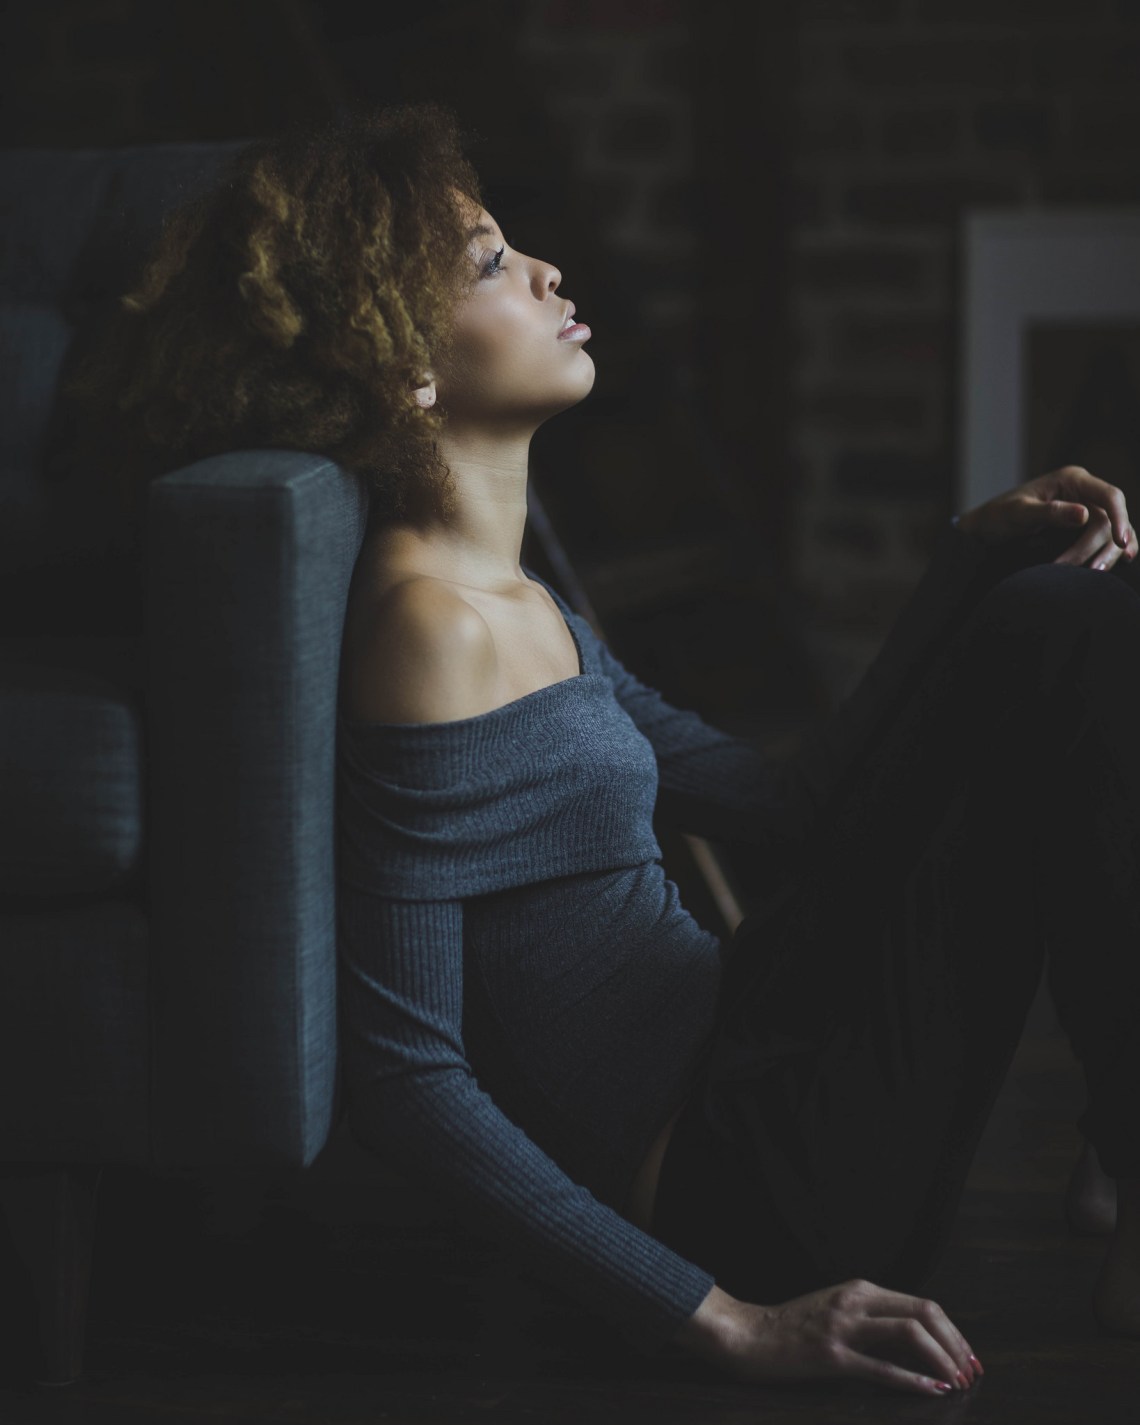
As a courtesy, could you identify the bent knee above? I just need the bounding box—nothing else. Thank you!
[974,560,1140,642]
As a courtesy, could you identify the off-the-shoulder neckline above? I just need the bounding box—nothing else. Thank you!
[338,566,596,734]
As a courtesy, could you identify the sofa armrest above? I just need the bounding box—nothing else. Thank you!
[145,448,368,1169]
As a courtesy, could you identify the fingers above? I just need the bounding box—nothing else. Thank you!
[1042,498,1089,528]
[742,1280,985,1398]
[832,1281,978,1391]
[833,1337,957,1396]
[1050,466,1132,549]
[860,1286,977,1372]
[1052,505,1129,571]
[871,1313,968,1388]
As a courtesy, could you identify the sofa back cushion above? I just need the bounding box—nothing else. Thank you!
[0,140,249,635]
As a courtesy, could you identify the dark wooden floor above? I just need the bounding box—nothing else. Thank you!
[2,971,1137,1423]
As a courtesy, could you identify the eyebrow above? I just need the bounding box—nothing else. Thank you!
[466,223,498,241]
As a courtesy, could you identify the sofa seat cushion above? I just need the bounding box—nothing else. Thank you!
[0,658,143,897]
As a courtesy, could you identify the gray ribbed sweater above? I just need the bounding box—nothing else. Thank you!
[334,516,992,1356]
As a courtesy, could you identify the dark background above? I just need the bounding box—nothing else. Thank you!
[3,7,1140,1406]
[4,0,1139,733]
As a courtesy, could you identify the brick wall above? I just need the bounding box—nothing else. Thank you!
[787,0,1140,691]
[522,0,1140,697]
[7,0,1139,704]
[519,1,696,323]
[515,0,722,607]
[0,0,328,146]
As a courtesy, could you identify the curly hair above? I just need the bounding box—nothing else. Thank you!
[53,99,486,534]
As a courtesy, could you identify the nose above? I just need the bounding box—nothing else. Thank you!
[534,257,561,295]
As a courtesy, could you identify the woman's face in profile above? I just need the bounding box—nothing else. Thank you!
[431,197,596,427]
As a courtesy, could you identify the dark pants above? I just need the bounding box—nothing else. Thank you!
[652,558,1140,1308]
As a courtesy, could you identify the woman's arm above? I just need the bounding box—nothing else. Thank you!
[338,581,715,1353]
[339,881,985,1394]
[590,638,817,854]
[588,516,997,851]
[336,883,716,1357]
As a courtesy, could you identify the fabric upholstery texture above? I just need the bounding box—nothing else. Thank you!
[0,139,368,1175]
[145,448,368,1168]
[0,140,248,636]
[0,662,143,898]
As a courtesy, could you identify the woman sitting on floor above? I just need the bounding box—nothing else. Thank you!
[64,100,1140,1399]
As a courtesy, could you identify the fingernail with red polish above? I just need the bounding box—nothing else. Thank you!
[969,1353,985,1376]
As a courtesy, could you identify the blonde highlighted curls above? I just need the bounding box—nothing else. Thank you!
[56,100,485,531]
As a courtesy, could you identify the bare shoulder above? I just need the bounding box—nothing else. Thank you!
[341,576,498,726]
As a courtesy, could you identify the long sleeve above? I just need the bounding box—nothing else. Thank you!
[590,633,815,853]
[589,516,999,851]
[336,882,716,1357]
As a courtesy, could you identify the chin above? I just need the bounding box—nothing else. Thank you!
[519,359,597,427]
[571,353,597,394]
[561,370,596,411]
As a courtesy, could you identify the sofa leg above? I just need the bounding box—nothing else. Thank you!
[0,1164,102,1386]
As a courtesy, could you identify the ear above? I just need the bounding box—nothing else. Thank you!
[410,372,437,409]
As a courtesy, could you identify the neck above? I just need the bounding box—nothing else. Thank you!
[368,422,535,590]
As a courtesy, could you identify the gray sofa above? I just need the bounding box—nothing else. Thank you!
[0,139,369,1385]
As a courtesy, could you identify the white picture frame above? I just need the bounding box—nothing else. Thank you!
[958,210,1140,514]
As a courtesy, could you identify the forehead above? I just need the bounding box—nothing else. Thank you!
[451,191,500,241]
[466,215,501,243]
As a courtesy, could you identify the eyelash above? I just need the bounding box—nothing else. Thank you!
[483,244,505,277]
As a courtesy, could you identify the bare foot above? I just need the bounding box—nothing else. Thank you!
[1092,1176,1140,1337]
[1064,1139,1117,1236]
